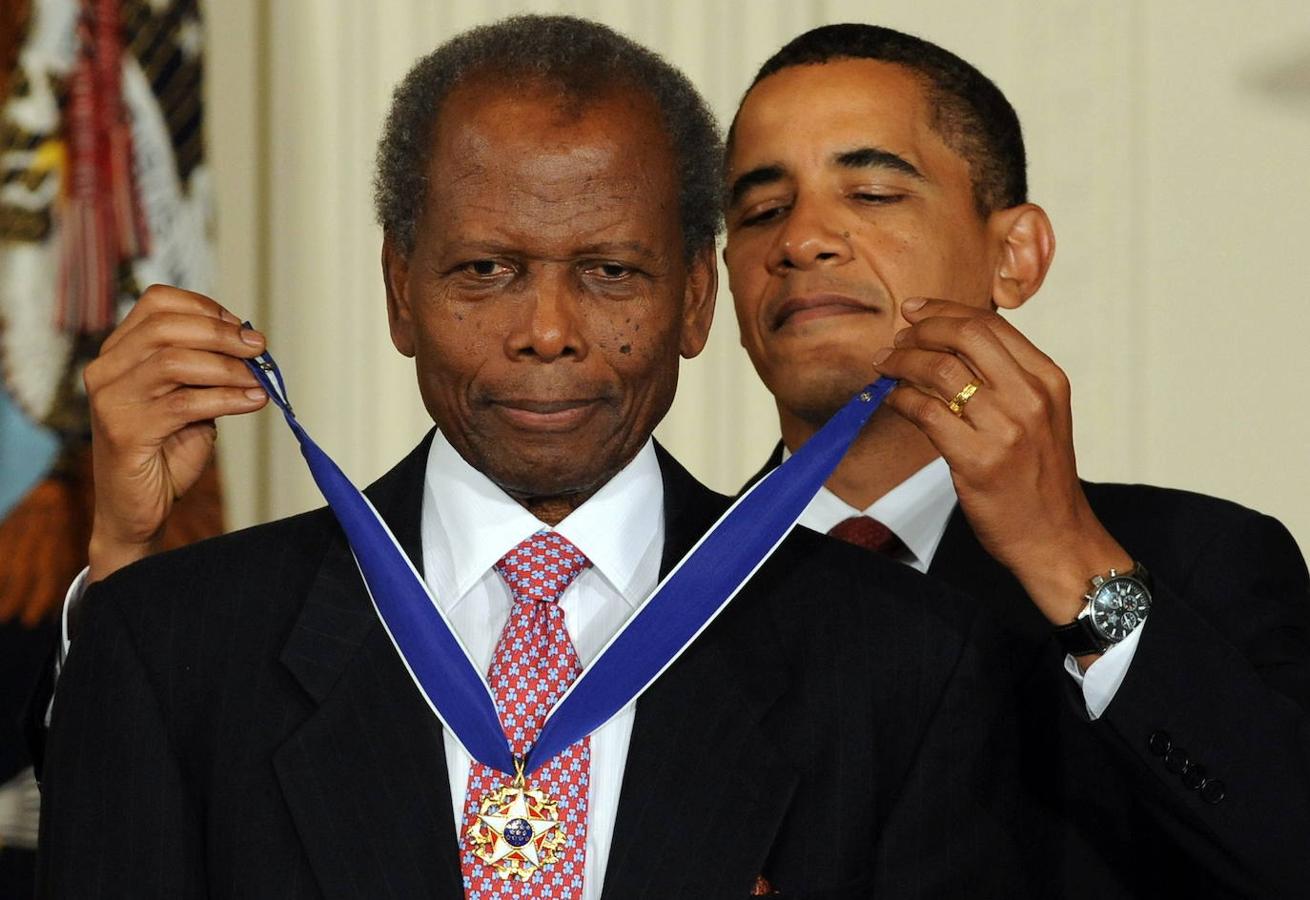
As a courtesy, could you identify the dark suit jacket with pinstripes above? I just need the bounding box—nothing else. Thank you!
[746,442,1310,899]
[37,435,1041,899]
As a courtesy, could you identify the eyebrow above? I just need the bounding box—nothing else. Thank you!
[726,164,786,210]
[835,146,925,180]
[727,146,925,210]
[447,239,659,263]
[573,240,660,263]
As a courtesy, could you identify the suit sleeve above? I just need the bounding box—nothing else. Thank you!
[1092,511,1310,896]
[36,586,206,898]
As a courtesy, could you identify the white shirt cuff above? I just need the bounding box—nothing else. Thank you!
[1063,619,1146,720]
[47,567,91,727]
[60,566,91,663]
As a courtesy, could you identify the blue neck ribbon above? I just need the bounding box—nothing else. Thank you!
[245,338,895,777]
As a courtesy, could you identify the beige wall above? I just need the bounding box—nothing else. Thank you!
[206,1,1310,554]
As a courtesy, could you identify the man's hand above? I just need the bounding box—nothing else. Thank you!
[84,286,268,583]
[872,297,1131,636]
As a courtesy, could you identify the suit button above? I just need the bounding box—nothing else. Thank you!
[1164,748,1190,774]
[1182,764,1207,790]
[1148,731,1172,756]
[1200,779,1226,805]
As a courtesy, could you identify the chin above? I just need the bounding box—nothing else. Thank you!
[773,367,879,426]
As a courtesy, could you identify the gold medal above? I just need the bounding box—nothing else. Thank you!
[466,759,567,881]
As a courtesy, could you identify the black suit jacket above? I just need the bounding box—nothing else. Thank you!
[38,437,1038,898]
[748,443,1310,898]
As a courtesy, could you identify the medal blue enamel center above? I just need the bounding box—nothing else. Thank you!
[504,818,533,847]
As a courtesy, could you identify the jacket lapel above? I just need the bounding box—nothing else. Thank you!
[274,433,465,899]
[601,446,798,898]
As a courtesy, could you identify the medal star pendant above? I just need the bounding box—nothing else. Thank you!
[467,760,566,881]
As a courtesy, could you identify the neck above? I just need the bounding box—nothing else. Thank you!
[511,490,595,527]
[780,405,941,509]
[495,444,647,526]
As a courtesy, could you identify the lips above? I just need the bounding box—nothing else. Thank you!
[772,293,878,330]
[491,398,602,432]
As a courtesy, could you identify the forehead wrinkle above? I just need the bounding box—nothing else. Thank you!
[440,198,666,263]
[506,186,651,239]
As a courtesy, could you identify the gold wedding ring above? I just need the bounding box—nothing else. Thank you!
[947,379,982,416]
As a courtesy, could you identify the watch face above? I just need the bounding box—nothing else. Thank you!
[1090,577,1152,642]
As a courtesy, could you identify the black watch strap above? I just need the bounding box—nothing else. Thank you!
[1054,616,1110,655]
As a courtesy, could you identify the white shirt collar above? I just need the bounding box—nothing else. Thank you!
[423,431,663,609]
[791,451,958,571]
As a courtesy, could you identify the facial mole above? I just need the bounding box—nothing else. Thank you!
[620,344,632,354]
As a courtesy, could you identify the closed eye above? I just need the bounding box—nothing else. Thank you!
[851,192,906,205]
[739,204,789,228]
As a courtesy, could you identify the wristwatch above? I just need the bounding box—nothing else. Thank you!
[1053,562,1152,655]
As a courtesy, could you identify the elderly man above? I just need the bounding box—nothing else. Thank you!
[724,24,1310,898]
[38,16,1033,899]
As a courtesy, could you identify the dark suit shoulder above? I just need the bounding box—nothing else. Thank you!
[1082,481,1307,585]
[74,506,350,739]
[86,505,340,630]
[1085,480,1278,529]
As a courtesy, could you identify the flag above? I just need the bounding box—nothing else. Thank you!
[0,0,221,627]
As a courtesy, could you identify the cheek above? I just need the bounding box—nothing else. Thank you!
[724,258,771,351]
[593,306,681,392]
[414,300,498,389]
[726,270,758,325]
[861,228,984,306]
[857,228,916,278]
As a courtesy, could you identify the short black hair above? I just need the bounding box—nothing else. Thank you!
[374,15,723,259]
[730,24,1026,216]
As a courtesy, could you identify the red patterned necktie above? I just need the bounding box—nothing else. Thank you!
[460,530,592,899]
[828,515,906,557]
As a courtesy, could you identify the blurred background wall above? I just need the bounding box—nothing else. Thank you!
[206,0,1310,553]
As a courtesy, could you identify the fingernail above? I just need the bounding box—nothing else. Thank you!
[245,387,267,401]
[893,328,909,346]
[872,347,892,365]
[902,297,925,312]
[240,328,265,347]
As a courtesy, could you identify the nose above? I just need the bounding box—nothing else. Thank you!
[505,270,586,363]
[767,197,852,273]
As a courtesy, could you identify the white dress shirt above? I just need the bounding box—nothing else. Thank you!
[422,432,662,899]
[790,452,1144,719]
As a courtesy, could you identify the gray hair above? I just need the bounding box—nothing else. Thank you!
[374,15,724,259]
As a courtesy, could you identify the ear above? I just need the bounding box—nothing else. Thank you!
[382,234,417,358]
[988,203,1055,310]
[678,244,718,359]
